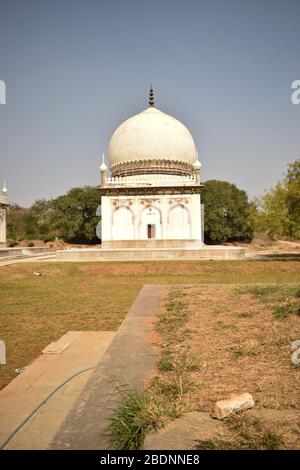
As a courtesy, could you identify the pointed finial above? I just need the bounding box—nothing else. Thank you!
[2,180,7,193]
[193,151,201,170]
[148,85,154,107]
[100,153,107,171]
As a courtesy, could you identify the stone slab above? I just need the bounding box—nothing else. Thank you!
[0,331,115,450]
[144,412,229,450]
[50,285,166,450]
[42,331,82,354]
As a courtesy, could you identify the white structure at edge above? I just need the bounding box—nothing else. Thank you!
[99,88,203,247]
[0,181,8,246]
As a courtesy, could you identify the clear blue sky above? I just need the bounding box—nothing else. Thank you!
[0,0,299,206]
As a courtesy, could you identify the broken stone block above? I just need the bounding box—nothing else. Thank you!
[212,392,254,419]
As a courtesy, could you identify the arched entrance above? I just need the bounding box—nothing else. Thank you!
[140,206,162,240]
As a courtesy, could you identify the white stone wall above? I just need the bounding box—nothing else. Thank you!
[0,207,7,245]
[101,193,202,242]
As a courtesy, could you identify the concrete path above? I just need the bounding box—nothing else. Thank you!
[0,331,115,450]
[51,284,165,450]
[0,253,56,267]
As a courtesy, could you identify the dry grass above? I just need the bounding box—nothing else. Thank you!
[155,283,300,449]
[195,408,300,450]
[0,259,299,390]
[183,285,300,411]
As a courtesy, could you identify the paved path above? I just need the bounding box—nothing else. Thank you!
[0,331,115,450]
[0,253,55,267]
[51,284,165,450]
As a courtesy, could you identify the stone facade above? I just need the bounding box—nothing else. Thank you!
[101,192,202,244]
[0,184,8,247]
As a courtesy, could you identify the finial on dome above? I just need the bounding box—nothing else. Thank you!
[2,180,7,194]
[148,85,155,107]
[100,153,107,171]
[100,154,107,187]
[193,151,202,170]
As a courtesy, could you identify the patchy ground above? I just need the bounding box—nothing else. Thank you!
[228,236,300,255]
[9,236,300,255]
[153,284,300,449]
[185,284,300,411]
[0,259,299,392]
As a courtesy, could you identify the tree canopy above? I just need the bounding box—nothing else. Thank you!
[6,160,299,246]
[201,180,253,244]
[253,159,300,239]
[7,186,101,244]
[51,186,100,243]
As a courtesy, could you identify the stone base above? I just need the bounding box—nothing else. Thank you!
[101,239,203,249]
[0,246,50,258]
[56,245,245,261]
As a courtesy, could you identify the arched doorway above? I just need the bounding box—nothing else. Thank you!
[140,206,162,240]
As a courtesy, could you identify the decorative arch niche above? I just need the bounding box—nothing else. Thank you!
[112,205,134,240]
[167,204,191,239]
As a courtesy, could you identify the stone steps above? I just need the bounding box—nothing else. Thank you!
[56,246,245,261]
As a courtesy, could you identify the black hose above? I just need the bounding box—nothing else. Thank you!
[0,365,96,450]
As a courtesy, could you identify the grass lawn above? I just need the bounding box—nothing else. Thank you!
[109,282,300,450]
[0,259,299,390]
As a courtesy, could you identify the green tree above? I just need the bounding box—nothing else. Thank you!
[29,198,54,240]
[202,180,253,244]
[6,204,28,241]
[253,159,300,239]
[285,159,300,238]
[51,186,100,243]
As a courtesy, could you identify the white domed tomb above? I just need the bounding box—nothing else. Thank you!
[99,88,203,247]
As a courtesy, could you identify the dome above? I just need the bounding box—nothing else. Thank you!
[108,106,197,177]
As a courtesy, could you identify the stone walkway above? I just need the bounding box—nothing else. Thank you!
[0,331,115,449]
[0,284,165,450]
[0,253,55,267]
[51,284,165,450]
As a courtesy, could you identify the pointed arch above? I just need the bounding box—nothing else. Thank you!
[167,204,191,239]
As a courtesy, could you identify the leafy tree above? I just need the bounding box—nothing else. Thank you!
[7,200,55,242]
[285,159,300,238]
[202,180,253,244]
[7,204,28,241]
[51,186,100,243]
[29,198,54,240]
[253,159,300,239]
[23,211,40,240]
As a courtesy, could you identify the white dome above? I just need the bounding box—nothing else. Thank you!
[108,107,197,176]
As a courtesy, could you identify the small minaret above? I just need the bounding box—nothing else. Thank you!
[0,181,8,246]
[100,154,107,188]
[149,86,155,107]
[2,181,7,201]
[193,152,202,185]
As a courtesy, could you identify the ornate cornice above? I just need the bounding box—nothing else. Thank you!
[98,185,202,197]
[110,159,195,177]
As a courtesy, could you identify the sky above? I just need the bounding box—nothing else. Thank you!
[0,0,299,207]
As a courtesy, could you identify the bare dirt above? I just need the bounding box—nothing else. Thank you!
[184,285,300,411]
[155,284,300,449]
[227,236,300,254]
